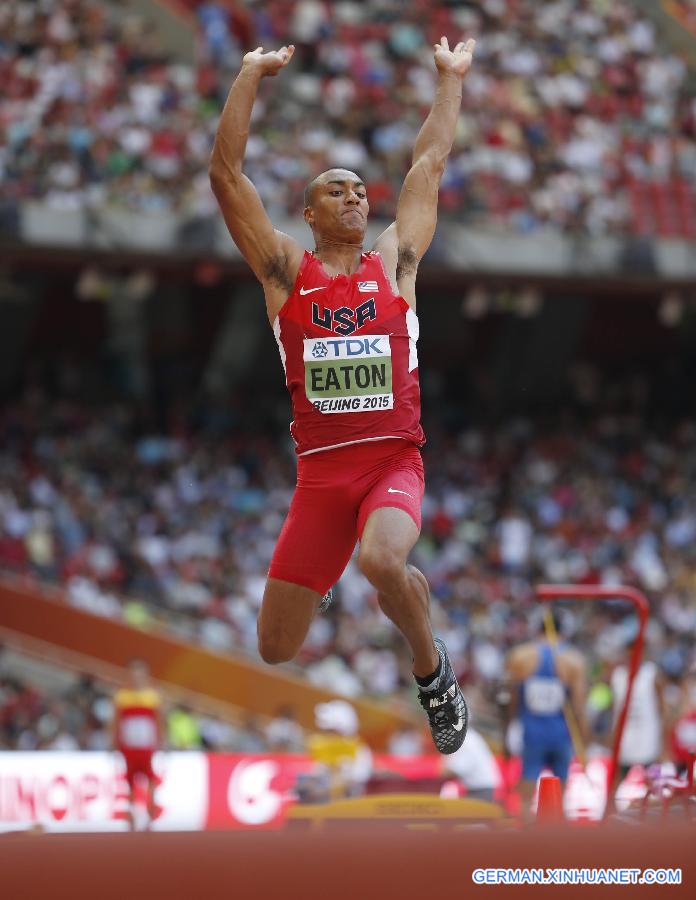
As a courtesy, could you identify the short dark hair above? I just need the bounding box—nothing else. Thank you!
[304,176,320,208]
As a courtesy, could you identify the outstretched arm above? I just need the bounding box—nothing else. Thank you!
[567,652,590,750]
[374,38,475,298]
[209,46,304,297]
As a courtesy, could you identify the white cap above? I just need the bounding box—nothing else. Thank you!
[314,700,359,736]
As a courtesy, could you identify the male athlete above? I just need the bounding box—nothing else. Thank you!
[112,658,163,830]
[505,619,588,813]
[209,36,476,754]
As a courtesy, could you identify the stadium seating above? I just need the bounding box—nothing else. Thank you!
[1,391,694,715]
[2,0,694,236]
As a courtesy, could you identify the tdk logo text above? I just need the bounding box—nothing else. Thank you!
[319,337,385,357]
[311,298,376,336]
[303,334,391,362]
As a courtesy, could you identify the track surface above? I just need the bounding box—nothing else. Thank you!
[1,823,693,900]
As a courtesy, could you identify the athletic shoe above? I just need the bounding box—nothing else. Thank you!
[318,586,333,613]
[417,638,468,755]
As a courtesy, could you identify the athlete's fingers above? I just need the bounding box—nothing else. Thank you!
[454,39,475,55]
[441,35,449,50]
[255,46,263,53]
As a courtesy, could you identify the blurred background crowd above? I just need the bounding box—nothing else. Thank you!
[0,652,294,753]
[1,375,695,735]
[2,0,695,237]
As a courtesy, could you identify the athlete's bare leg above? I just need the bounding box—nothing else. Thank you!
[358,507,439,678]
[145,777,158,830]
[125,787,136,831]
[257,577,322,664]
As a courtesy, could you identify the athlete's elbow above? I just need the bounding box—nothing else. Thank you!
[208,155,242,193]
[416,149,447,179]
[208,160,222,190]
[208,167,232,194]
[430,154,448,181]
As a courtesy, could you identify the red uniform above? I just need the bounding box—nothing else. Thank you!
[269,251,425,593]
[273,250,424,456]
[671,710,696,767]
[114,687,161,788]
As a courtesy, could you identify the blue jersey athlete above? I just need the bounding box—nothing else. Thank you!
[505,618,587,816]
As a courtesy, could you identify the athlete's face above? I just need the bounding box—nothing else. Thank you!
[304,170,369,241]
[128,659,150,689]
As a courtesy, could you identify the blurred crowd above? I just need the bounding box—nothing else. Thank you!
[1,388,695,723]
[0,656,299,753]
[0,652,427,764]
[0,668,115,752]
[2,0,695,236]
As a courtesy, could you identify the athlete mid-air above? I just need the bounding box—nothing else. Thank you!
[209,36,476,753]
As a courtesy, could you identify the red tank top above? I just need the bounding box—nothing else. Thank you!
[114,688,160,752]
[273,251,424,456]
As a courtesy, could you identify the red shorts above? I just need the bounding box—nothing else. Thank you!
[269,438,424,595]
[120,749,156,788]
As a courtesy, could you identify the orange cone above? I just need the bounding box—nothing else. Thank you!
[537,775,564,822]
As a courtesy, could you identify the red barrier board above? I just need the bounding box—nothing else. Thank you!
[0,751,635,831]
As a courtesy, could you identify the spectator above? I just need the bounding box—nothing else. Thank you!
[2,378,696,731]
[300,700,372,801]
[265,704,305,752]
[1,0,694,237]
[167,704,203,750]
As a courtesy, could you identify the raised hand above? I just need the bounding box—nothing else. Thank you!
[242,45,295,78]
[433,36,476,78]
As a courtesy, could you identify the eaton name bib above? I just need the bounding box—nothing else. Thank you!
[303,335,393,414]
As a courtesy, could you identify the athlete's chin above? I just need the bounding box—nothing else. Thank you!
[337,220,367,239]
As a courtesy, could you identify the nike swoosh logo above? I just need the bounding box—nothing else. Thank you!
[299,286,327,295]
[452,717,465,732]
[387,487,413,498]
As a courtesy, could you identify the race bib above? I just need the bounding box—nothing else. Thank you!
[120,715,157,749]
[304,335,393,414]
[524,677,565,715]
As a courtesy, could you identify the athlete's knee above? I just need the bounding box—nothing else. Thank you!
[256,620,299,665]
[259,645,295,665]
[358,544,405,593]
[406,564,429,592]
[257,632,297,665]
